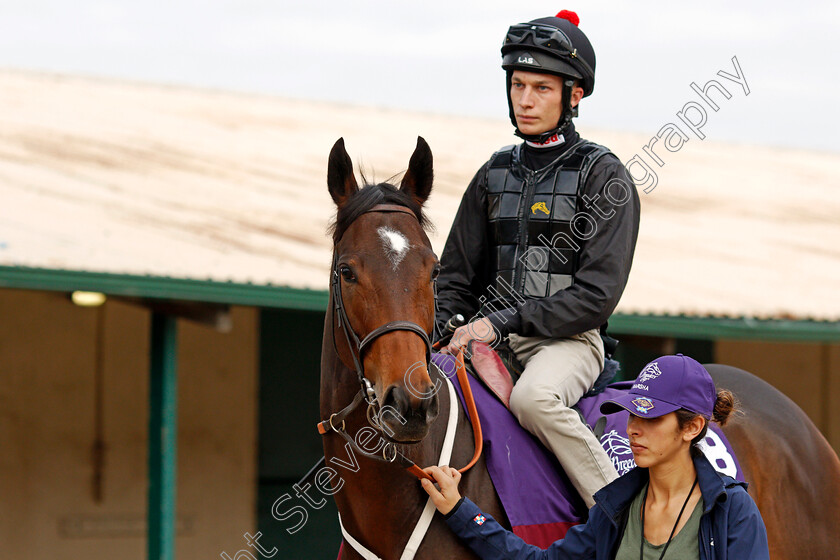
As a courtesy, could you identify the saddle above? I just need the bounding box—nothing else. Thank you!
[463,340,621,410]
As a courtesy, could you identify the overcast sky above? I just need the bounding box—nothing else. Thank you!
[2,0,838,152]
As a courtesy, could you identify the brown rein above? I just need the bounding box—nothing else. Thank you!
[407,348,483,480]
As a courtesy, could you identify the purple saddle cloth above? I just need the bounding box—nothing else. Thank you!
[431,353,743,549]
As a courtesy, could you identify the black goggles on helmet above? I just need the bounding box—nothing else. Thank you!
[504,23,575,56]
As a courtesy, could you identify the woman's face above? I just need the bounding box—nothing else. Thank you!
[627,412,698,468]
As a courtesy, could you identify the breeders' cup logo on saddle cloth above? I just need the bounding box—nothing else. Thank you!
[631,397,655,414]
[600,429,631,455]
[531,202,550,215]
[637,361,663,384]
[600,430,637,475]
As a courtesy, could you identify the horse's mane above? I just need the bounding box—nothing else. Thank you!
[328,181,432,243]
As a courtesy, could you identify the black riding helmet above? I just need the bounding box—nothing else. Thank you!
[501,10,597,142]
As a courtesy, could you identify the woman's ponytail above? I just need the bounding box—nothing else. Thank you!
[677,389,739,453]
[712,389,737,427]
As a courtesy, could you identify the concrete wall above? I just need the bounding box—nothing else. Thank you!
[716,339,840,453]
[0,288,257,559]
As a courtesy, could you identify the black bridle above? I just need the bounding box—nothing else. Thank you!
[319,203,484,483]
[319,203,438,468]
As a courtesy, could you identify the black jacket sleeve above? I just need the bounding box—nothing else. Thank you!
[435,165,491,337]
[508,154,640,338]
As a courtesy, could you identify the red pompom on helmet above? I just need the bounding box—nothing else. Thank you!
[555,10,579,26]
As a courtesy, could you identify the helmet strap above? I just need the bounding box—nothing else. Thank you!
[512,78,578,143]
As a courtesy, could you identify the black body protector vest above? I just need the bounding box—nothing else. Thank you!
[485,140,611,306]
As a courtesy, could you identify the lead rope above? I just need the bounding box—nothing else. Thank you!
[338,373,460,560]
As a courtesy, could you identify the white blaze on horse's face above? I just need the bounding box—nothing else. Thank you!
[377,226,410,271]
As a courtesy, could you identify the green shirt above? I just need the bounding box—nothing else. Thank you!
[615,483,704,560]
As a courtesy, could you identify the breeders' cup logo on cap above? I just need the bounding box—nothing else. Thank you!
[631,397,655,414]
[637,362,663,384]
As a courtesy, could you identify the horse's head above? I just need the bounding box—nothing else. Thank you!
[327,137,440,443]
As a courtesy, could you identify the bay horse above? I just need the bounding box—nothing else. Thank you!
[319,137,840,559]
[320,137,502,559]
[707,365,840,558]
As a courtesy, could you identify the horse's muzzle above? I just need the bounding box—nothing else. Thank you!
[379,383,440,443]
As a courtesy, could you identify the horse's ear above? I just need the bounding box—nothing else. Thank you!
[327,137,359,208]
[400,136,433,207]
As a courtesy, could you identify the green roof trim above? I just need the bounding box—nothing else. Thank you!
[0,265,329,311]
[608,313,840,342]
[2,265,839,341]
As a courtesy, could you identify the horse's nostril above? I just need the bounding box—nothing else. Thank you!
[382,385,406,411]
[381,386,408,422]
[424,393,440,423]
[382,385,439,421]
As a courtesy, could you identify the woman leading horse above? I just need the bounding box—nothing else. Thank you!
[421,354,770,559]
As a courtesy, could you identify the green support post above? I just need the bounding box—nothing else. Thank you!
[148,313,179,560]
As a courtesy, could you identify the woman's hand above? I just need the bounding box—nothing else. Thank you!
[420,465,463,515]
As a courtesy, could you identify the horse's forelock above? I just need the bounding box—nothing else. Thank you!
[328,183,431,243]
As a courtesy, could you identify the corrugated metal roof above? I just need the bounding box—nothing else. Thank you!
[1,70,839,321]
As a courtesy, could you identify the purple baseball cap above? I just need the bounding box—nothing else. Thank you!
[600,354,716,418]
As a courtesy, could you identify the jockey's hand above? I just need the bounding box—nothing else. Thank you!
[444,318,496,355]
[420,465,462,515]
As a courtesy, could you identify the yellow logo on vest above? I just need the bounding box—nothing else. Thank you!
[531,202,550,215]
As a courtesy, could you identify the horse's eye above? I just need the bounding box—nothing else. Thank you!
[340,265,356,283]
[431,264,441,280]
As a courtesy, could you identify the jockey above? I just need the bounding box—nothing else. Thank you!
[436,10,641,508]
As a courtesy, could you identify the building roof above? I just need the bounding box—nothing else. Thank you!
[1,69,839,325]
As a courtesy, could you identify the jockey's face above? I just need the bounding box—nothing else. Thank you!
[510,70,583,136]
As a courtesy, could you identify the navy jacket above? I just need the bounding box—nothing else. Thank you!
[445,454,769,559]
